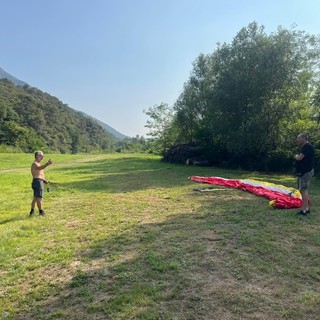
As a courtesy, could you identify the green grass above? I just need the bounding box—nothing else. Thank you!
[1,153,320,319]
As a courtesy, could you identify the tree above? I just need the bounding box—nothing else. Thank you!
[213,23,319,164]
[144,103,177,153]
[168,22,320,169]
[174,53,219,144]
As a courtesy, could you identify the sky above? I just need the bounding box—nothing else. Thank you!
[1,0,320,137]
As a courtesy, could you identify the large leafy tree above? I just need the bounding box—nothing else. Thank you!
[144,103,177,153]
[171,22,320,169]
[174,53,216,144]
[215,24,318,155]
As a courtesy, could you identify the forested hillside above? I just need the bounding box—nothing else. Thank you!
[77,111,129,140]
[0,79,116,153]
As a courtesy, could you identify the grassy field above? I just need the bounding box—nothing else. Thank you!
[0,153,320,320]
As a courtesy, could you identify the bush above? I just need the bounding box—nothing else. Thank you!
[313,150,320,177]
[0,144,23,153]
[265,150,295,173]
[162,144,205,164]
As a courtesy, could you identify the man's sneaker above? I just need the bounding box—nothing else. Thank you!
[39,210,46,216]
[29,209,35,216]
[297,210,308,216]
[306,209,311,215]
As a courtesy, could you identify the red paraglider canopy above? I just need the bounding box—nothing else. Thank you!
[190,176,302,209]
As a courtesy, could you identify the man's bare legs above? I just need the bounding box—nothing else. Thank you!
[30,197,44,215]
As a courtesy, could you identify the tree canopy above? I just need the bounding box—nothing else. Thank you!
[145,22,320,172]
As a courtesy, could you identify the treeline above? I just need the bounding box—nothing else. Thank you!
[145,22,320,172]
[0,79,118,153]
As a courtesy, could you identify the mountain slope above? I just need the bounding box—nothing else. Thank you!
[0,66,129,141]
[0,66,27,86]
[0,79,116,153]
[77,111,129,140]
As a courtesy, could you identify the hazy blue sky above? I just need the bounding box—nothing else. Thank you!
[1,0,319,136]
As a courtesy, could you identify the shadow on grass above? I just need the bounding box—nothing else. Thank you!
[14,205,320,320]
[50,156,302,194]
[0,216,21,225]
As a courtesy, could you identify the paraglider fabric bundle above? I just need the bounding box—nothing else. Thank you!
[190,176,302,209]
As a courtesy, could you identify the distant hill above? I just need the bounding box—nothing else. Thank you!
[0,78,118,153]
[77,111,129,140]
[0,66,129,142]
[0,66,28,86]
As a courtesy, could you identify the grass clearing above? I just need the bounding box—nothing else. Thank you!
[0,153,320,319]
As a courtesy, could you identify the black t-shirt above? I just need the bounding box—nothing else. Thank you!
[295,142,315,176]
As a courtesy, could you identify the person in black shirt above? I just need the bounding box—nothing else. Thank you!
[294,133,315,216]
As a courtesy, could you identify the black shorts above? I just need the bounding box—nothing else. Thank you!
[32,179,44,198]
